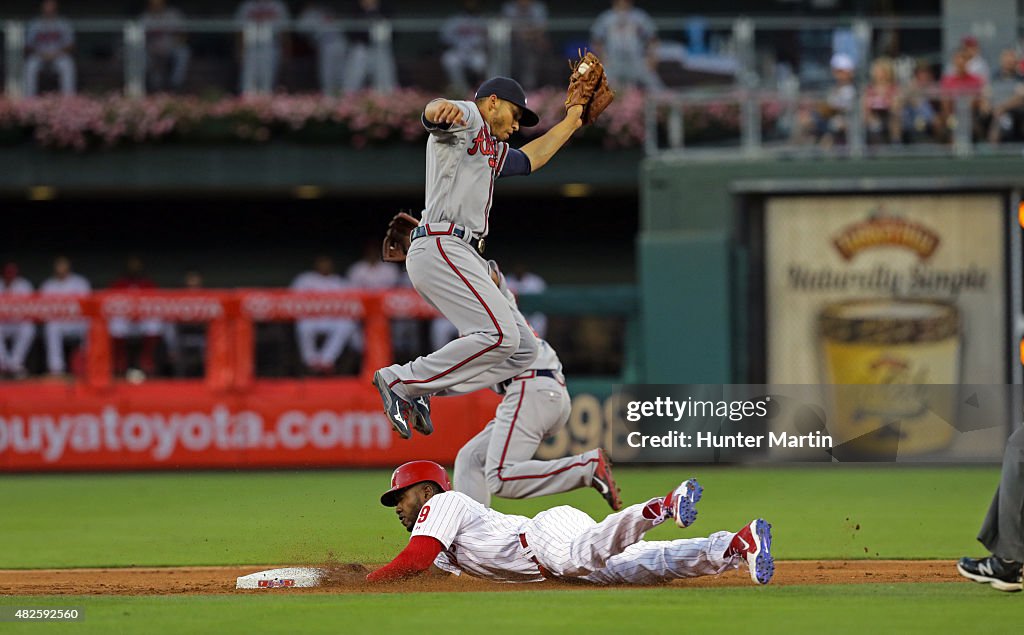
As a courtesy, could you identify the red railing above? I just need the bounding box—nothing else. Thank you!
[0,288,440,390]
[0,290,501,472]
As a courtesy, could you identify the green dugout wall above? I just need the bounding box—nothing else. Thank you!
[639,155,1024,384]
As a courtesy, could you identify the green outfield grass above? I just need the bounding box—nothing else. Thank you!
[2,466,1017,634]
[0,585,1020,635]
[0,466,998,567]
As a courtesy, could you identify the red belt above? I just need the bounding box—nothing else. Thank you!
[518,533,553,579]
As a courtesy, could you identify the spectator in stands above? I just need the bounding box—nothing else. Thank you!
[791,53,856,147]
[818,53,857,147]
[347,241,400,290]
[506,263,548,339]
[164,269,207,378]
[347,241,401,355]
[343,0,398,93]
[940,48,986,140]
[40,256,90,377]
[901,60,943,143]
[391,268,423,363]
[590,0,661,90]
[985,49,1024,144]
[24,0,76,97]
[297,1,347,95]
[862,57,902,145]
[291,255,357,375]
[108,256,163,378]
[502,0,549,91]
[0,262,36,379]
[141,0,190,93]
[441,0,489,95]
[235,0,291,94]
[959,35,991,84]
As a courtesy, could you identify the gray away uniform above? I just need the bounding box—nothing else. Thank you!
[454,275,605,506]
[377,100,538,400]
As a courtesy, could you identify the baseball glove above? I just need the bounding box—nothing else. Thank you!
[564,50,615,126]
[382,211,420,263]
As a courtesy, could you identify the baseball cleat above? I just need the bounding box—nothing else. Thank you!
[591,448,622,511]
[410,395,434,435]
[727,519,775,585]
[957,556,1023,592]
[665,478,703,528]
[372,371,414,440]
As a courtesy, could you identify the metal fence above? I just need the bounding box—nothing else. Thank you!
[2,14,1023,157]
[0,14,988,96]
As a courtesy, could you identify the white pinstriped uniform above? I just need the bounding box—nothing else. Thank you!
[378,100,539,400]
[411,491,741,585]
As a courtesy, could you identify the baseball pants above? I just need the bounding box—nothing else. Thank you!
[524,502,739,581]
[146,46,190,91]
[342,42,397,93]
[108,317,164,339]
[379,236,538,400]
[455,375,602,505]
[295,318,359,368]
[0,322,35,371]
[44,320,87,373]
[977,424,1024,562]
[240,44,279,94]
[24,54,76,96]
[316,39,346,95]
[441,48,487,93]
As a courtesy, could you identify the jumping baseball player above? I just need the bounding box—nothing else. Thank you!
[374,65,614,440]
[366,460,775,586]
[454,261,622,510]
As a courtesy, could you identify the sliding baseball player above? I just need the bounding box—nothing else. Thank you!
[366,460,775,586]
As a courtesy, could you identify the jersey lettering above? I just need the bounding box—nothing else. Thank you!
[467,127,499,168]
[417,505,431,524]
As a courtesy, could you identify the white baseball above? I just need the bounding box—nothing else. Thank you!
[577,62,590,76]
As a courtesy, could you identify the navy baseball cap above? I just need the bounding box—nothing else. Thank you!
[474,77,540,127]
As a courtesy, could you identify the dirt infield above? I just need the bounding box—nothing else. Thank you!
[0,561,962,595]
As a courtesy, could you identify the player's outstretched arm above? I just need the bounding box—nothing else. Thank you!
[365,535,444,583]
[520,105,584,172]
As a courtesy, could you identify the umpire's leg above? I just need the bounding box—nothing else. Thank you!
[978,424,1024,562]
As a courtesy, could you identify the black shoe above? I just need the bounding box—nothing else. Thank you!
[957,555,1023,592]
[372,371,413,439]
[410,395,433,435]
